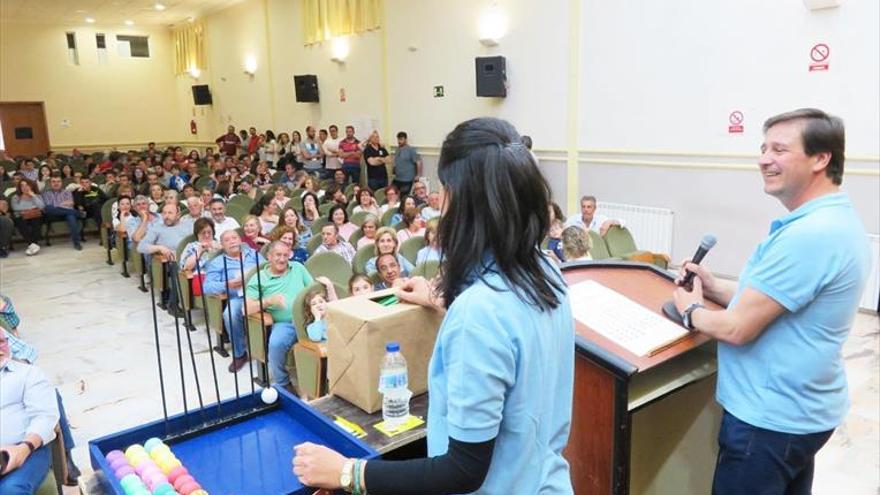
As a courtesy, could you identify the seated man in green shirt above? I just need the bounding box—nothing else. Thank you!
[245,241,314,388]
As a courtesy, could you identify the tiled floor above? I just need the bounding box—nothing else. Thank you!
[0,243,877,494]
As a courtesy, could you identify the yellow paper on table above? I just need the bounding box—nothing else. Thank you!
[374,415,425,437]
[334,416,367,439]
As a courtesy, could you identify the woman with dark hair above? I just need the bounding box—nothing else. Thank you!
[37,165,53,190]
[263,130,278,169]
[180,217,219,273]
[352,188,380,217]
[250,195,279,234]
[327,204,357,242]
[278,205,311,249]
[292,117,574,494]
[396,206,425,244]
[11,179,45,255]
[60,163,75,180]
[300,191,320,230]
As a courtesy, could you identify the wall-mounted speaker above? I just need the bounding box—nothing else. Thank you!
[294,75,320,102]
[191,85,212,105]
[475,56,507,97]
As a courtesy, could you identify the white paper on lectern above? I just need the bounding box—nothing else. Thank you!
[569,280,689,357]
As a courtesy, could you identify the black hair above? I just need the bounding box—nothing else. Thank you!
[301,191,320,220]
[327,204,349,223]
[436,117,563,311]
[266,130,276,142]
[249,195,272,216]
[397,131,408,139]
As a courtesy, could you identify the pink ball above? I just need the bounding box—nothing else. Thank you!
[173,474,195,492]
[179,480,202,495]
[110,457,130,471]
[166,466,189,485]
[135,460,157,476]
[141,465,163,481]
[106,450,126,462]
[114,464,136,479]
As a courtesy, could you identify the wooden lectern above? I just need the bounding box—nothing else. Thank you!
[562,261,723,495]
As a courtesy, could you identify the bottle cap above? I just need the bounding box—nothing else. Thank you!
[386,342,400,352]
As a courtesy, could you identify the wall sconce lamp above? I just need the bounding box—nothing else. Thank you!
[331,37,350,63]
[188,67,201,79]
[243,55,257,77]
[478,3,506,46]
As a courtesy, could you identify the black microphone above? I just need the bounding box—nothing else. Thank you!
[680,234,717,290]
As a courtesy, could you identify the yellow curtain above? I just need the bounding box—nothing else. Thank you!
[172,23,206,76]
[302,0,382,45]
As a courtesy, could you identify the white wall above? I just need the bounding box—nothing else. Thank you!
[577,0,880,276]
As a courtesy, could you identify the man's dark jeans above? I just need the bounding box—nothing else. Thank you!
[43,205,81,245]
[713,410,834,495]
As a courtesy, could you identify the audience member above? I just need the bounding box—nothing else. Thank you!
[300,126,324,173]
[392,131,423,195]
[314,224,356,264]
[137,203,191,313]
[303,277,339,342]
[179,218,220,274]
[357,215,380,249]
[244,241,313,388]
[208,199,240,238]
[11,180,45,255]
[416,218,441,265]
[564,195,622,235]
[278,206,310,249]
[74,176,107,227]
[300,192,320,230]
[271,185,290,210]
[327,205,357,242]
[561,226,592,261]
[363,131,391,191]
[0,199,13,257]
[411,180,428,206]
[41,176,85,250]
[396,206,425,244]
[348,273,373,296]
[126,195,160,245]
[546,219,565,262]
[421,191,442,220]
[18,159,38,182]
[380,185,400,214]
[353,189,380,217]
[240,215,270,250]
[374,253,406,290]
[252,196,279,235]
[322,125,342,173]
[365,227,414,275]
[338,125,362,184]
[269,226,309,264]
[216,125,241,157]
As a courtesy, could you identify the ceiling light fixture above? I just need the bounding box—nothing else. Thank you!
[124,20,134,26]
[85,17,96,23]
[154,3,166,11]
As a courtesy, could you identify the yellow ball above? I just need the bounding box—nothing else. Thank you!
[128,452,151,466]
[190,491,209,495]
[149,445,173,460]
[158,458,182,474]
[124,445,146,460]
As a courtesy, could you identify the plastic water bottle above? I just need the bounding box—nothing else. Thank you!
[379,342,411,430]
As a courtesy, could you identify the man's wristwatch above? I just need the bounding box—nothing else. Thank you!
[340,459,355,492]
[681,302,705,331]
[17,440,36,455]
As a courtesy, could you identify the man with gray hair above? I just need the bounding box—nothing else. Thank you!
[138,203,191,314]
[564,195,623,236]
[244,241,313,389]
[179,196,205,230]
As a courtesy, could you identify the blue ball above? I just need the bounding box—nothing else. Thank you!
[143,437,164,454]
[152,482,176,495]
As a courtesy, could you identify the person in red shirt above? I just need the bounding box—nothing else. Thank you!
[247,127,260,155]
[216,125,242,156]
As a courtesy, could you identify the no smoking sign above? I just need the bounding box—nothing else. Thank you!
[809,43,830,72]
[728,111,744,134]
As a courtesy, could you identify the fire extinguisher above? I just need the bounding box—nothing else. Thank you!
[190,120,198,135]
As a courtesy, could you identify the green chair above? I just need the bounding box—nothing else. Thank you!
[228,194,254,211]
[318,202,334,216]
[344,183,356,197]
[243,263,272,367]
[350,210,371,227]
[174,235,197,315]
[399,236,426,266]
[310,217,330,235]
[306,235,324,255]
[392,221,405,232]
[412,260,440,279]
[305,251,354,290]
[100,198,117,264]
[352,244,375,275]
[588,230,613,260]
[290,196,303,211]
[194,176,212,190]
[603,226,669,267]
[290,188,306,198]
[291,282,332,400]
[348,228,364,247]
[374,187,387,204]
[380,208,396,227]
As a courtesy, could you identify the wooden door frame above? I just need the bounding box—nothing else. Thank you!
[0,101,51,156]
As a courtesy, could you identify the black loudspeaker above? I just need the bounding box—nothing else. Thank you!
[191,85,212,105]
[294,75,320,102]
[475,56,507,97]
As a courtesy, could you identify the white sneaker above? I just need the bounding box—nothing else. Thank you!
[25,243,37,256]
[31,243,40,255]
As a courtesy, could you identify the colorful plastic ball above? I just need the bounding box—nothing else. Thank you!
[106,450,126,462]
[129,489,151,495]
[149,444,172,458]
[189,490,209,495]
[133,455,155,469]
[159,458,182,474]
[143,437,164,453]
[166,466,189,484]
[178,480,202,495]
[150,449,175,464]
[110,456,130,470]
[114,465,136,479]
[125,444,146,458]
[147,474,169,489]
[142,466,163,481]
[173,474,195,491]
[153,482,176,495]
[120,473,143,488]
[129,451,151,464]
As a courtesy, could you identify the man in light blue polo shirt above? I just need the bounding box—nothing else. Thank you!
[674,108,871,495]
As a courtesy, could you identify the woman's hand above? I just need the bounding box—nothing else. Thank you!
[397,276,445,310]
[291,442,347,490]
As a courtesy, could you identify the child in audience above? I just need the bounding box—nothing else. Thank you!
[547,219,565,262]
[304,277,338,342]
[561,225,592,262]
[348,274,374,296]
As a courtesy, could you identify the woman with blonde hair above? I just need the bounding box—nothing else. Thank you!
[365,226,414,275]
[269,225,309,264]
[357,215,380,249]
[278,205,311,249]
[561,226,592,262]
[241,214,270,250]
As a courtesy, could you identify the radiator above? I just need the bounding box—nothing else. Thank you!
[596,202,674,255]
[861,234,880,312]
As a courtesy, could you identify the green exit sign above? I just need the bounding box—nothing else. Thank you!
[433,85,445,97]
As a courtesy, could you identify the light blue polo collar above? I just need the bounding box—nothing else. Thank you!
[769,192,849,234]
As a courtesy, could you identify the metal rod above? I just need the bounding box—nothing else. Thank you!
[166,261,190,421]
[223,255,241,400]
[147,261,169,434]
[194,253,222,414]
[238,250,256,395]
[253,255,271,386]
[170,262,204,412]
